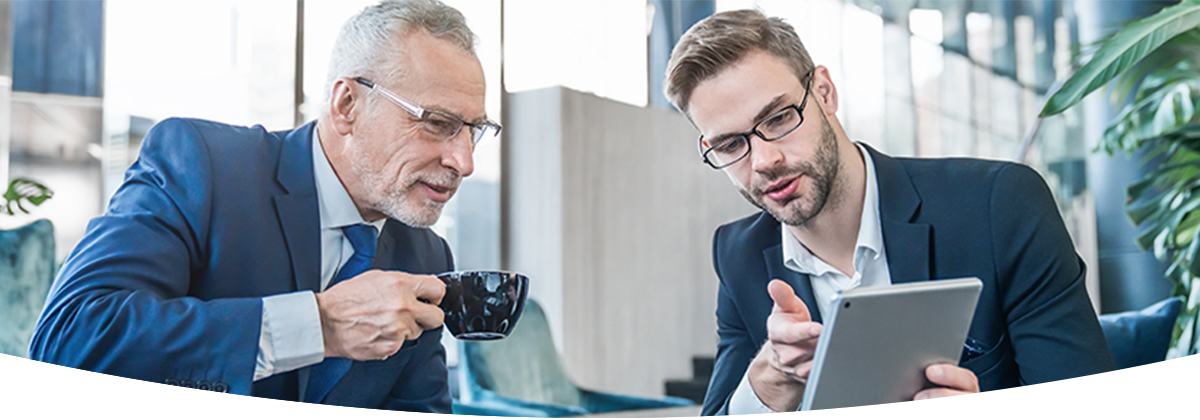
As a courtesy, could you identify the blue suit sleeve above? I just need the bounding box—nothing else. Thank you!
[703,225,760,416]
[28,118,262,395]
[989,164,1115,382]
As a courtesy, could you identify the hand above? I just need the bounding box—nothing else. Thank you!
[747,279,824,412]
[913,364,980,400]
[314,270,446,361]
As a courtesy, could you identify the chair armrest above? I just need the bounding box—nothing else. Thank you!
[453,399,568,417]
[579,388,695,413]
[465,388,590,417]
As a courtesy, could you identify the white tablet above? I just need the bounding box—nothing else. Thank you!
[800,277,983,411]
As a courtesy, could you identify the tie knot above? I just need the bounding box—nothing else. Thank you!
[342,224,378,259]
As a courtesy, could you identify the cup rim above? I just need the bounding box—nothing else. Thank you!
[436,270,529,279]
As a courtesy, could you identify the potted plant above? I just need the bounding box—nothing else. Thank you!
[1040,0,1200,357]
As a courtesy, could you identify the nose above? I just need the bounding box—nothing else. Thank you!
[442,129,475,178]
[747,134,784,173]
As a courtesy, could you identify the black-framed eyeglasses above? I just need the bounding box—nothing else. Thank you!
[354,77,501,146]
[698,72,814,169]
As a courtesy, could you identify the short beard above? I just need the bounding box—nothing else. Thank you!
[740,113,842,228]
[349,148,460,228]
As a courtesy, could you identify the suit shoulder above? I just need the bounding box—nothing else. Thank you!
[895,156,1039,193]
[715,211,778,256]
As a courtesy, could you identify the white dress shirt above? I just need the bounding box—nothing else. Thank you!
[253,129,386,381]
[728,142,893,413]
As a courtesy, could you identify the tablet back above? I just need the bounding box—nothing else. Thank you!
[800,277,983,411]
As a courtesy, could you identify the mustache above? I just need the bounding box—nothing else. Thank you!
[411,170,462,190]
[749,162,810,195]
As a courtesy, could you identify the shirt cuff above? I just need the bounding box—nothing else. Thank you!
[728,368,777,414]
[254,291,325,381]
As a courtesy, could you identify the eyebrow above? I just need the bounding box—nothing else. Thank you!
[426,105,488,126]
[706,94,790,141]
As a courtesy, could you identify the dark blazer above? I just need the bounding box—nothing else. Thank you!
[703,145,1115,415]
[29,118,453,412]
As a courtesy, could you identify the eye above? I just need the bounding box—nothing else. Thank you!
[761,108,796,130]
[423,113,462,137]
[711,136,746,154]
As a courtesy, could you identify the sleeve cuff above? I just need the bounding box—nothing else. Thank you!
[255,291,325,381]
[728,368,777,414]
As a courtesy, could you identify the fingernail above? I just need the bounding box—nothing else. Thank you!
[929,365,942,379]
[914,393,927,401]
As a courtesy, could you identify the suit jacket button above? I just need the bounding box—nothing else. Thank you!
[197,381,212,391]
[165,378,179,386]
[180,380,196,388]
[212,382,230,393]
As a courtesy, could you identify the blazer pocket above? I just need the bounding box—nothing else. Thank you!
[959,333,1011,378]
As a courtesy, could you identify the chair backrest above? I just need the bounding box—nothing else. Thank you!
[460,298,583,407]
[1098,296,1184,370]
[0,219,56,358]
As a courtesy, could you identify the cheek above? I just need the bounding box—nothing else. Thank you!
[724,168,751,190]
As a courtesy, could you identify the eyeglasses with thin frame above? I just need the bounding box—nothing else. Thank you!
[698,72,814,169]
[354,77,501,147]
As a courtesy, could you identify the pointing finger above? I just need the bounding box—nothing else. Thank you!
[768,279,812,322]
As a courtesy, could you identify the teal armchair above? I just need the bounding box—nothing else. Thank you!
[452,299,694,417]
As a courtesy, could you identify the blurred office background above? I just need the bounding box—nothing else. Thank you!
[0,0,1180,405]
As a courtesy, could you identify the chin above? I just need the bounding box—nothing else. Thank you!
[384,200,445,228]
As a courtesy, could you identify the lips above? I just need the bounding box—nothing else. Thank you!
[763,175,801,202]
[420,181,457,203]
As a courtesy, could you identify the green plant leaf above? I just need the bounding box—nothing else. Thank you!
[1041,1,1200,117]
[2,178,54,216]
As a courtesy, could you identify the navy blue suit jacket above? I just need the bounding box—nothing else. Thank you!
[30,118,453,412]
[702,145,1115,415]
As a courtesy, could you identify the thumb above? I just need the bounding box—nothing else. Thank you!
[768,279,811,321]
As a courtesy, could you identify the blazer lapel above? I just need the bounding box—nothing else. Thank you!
[373,220,396,270]
[865,144,932,284]
[763,242,823,325]
[272,121,322,293]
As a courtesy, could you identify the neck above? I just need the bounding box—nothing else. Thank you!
[315,119,386,222]
[786,140,866,275]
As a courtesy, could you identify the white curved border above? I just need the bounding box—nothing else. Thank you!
[2,353,1196,419]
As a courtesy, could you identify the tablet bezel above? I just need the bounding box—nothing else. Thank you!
[799,277,983,411]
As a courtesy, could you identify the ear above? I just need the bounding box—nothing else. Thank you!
[811,65,839,116]
[327,77,360,136]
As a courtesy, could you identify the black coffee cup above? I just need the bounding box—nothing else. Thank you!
[437,270,529,340]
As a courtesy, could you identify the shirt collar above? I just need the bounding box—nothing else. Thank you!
[312,129,386,232]
[782,141,884,276]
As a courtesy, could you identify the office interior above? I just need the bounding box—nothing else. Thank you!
[0,0,1185,412]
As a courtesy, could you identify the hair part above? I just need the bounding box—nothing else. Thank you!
[322,0,477,116]
[663,9,815,114]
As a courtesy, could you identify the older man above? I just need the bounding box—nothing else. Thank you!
[663,9,1114,415]
[30,0,497,411]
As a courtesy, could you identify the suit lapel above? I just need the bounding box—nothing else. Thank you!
[273,122,322,293]
[763,242,823,325]
[865,145,932,284]
[373,220,396,270]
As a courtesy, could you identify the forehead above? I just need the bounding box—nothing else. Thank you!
[388,29,487,120]
[687,50,800,139]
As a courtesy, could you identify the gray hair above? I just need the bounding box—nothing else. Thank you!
[322,0,477,114]
[664,9,814,114]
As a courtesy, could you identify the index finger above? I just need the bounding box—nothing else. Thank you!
[768,279,811,321]
[413,275,447,306]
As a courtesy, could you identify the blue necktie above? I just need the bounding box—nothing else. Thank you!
[304,224,379,404]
